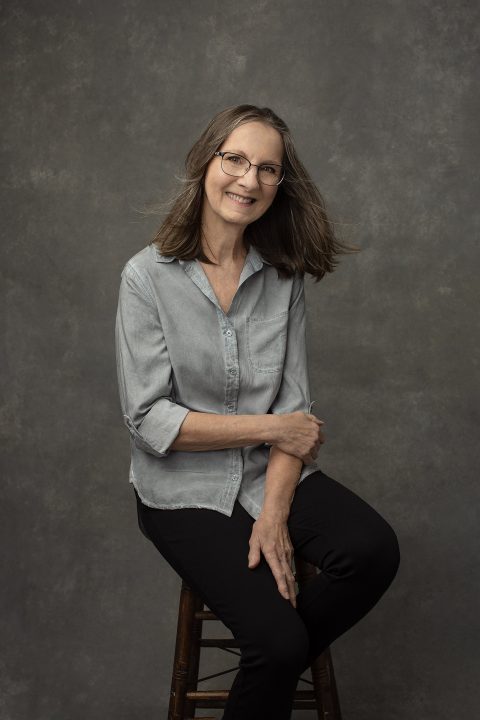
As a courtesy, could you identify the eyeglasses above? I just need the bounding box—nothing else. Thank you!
[213,151,285,186]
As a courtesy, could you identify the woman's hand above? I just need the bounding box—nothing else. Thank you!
[247,510,297,608]
[273,411,326,464]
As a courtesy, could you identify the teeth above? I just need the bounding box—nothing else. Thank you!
[227,192,254,204]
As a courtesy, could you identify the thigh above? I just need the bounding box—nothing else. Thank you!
[288,469,400,572]
[134,488,306,646]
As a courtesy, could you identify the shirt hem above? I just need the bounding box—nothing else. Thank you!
[129,476,235,517]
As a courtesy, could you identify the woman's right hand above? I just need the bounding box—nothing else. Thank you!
[273,411,326,464]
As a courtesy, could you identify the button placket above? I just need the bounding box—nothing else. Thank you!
[222,314,240,416]
[217,311,244,510]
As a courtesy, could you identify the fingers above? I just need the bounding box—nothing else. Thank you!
[283,556,297,609]
[307,414,325,425]
[248,522,298,608]
[247,537,261,569]
[309,426,326,459]
[264,548,297,608]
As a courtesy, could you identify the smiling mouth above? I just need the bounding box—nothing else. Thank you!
[226,192,257,206]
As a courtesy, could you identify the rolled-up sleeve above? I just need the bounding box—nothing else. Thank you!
[114,262,190,458]
[268,272,316,417]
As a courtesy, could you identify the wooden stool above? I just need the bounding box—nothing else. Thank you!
[168,553,342,720]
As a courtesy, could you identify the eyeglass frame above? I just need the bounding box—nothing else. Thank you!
[213,150,285,186]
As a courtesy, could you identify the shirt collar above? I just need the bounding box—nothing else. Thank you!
[152,243,272,269]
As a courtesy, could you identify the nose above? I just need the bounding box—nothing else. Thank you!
[237,165,261,191]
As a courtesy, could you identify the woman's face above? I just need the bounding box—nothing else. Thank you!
[202,120,284,233]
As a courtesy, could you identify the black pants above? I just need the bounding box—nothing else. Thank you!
[134,469,400,720]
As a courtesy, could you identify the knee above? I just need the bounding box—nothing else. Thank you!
[329,517,400,588]
[354,518,401,586]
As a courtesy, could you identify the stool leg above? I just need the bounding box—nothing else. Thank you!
[168,579,199,720]
[294,554,343,720]
[183,593,205,720]
[310,646,342,720]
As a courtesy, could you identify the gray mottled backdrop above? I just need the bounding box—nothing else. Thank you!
[2,1,479,718]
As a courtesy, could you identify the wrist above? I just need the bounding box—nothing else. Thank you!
[263,413,283,445]
[260,498,292,522]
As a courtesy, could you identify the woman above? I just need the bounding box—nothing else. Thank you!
[115,104,400,719]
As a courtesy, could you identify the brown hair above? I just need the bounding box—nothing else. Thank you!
[149,104,360,281]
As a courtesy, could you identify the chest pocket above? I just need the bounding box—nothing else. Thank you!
[246,311,288,373]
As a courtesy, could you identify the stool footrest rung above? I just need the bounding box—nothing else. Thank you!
[186,690,229,701]
[195,610,217,620]
[186,689,316,701]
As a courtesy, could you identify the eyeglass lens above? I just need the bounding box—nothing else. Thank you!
[221,152,282,186]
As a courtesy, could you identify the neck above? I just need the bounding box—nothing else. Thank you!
[200,216,248,266]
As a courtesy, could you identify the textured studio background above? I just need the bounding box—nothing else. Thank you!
[1,1,479,718]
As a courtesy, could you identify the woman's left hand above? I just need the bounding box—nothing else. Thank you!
[247,511,297,608]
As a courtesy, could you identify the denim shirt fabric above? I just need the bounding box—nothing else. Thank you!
[115,242,320,520]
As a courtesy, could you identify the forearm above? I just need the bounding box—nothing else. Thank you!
[260,445,303,521]
[170,411,281,451]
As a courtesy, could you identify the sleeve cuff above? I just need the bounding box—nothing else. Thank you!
[123,398,190,458]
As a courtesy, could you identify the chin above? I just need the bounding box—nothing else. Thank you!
[223,213,250,227]
[222,203,263,223]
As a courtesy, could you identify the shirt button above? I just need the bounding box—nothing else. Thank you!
[232,474,239,481]
[229,367,237,375]
[225,329,232,336]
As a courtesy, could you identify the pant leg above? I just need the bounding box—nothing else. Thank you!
[134,487,310,720]
[287,469,401,671]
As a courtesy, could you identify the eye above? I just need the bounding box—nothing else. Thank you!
[261,165,278,175]
[226,154,243,164]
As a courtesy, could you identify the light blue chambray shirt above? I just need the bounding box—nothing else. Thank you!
[114,242,320,520]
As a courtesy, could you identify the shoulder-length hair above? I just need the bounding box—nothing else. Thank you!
[150,104,360,281]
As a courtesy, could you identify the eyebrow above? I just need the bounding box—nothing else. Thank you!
[225,148,283,165]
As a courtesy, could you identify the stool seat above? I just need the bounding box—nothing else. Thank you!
[167,552,342,719]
